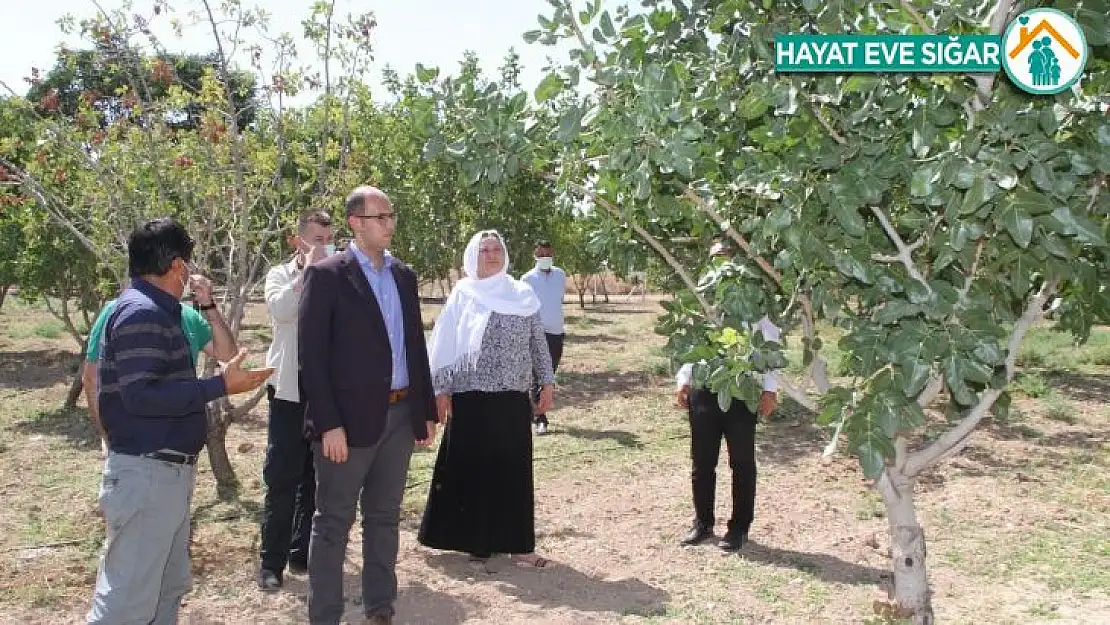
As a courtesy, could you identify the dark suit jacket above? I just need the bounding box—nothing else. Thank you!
[298,249,436,447]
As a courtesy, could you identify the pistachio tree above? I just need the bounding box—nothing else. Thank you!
[418,0,1110,621]
[0,0,376,497]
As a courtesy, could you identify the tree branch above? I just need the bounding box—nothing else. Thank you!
[958,238,986,302]
[230,384,268,420]
[900,0,933,34]
[870,206,932,294]
[916,374,944,407]
[544,174,713,316]
[809,104,846,145]
[971,0,1016,110]
[682,185,831,393]
[904,279,1059,476]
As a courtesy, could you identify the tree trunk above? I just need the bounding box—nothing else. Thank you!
[878,469,934,624]
[205,403,240,501]
[0,284,9,311]
[64,360,84,409]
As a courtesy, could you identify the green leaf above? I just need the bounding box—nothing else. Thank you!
[1010,189,1056,216]
[1049,206,1107,247]
[534,72,564,103]
[738,91,769,120]
[972,341,1003,365]
[945,354,975,405]
[950,162,977,190]
[802,0,821,12]
[833,201,866,237]
[414,63,439,84]
[592,27,607,44]
[910,167,936,197]
[856,438,890,479]
[599,11,616,38]
[1030,162,1055,193]
[875,300,920,325]
[1038,106,1058,135]
[999,206,1033,248]
[556,105,584,143]
[522,30,542,44]
[901,360,931,397]
[959,178,996,216]
[632,162,651,200]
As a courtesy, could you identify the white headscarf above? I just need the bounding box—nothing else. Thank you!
[427,230,541,379]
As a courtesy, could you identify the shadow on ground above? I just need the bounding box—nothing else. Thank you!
[422,551,670,618]
[10,407,100,451]
[555,370,659,410]
[553,425,643,449]
[0,349,81,391]
[741,540,886,586]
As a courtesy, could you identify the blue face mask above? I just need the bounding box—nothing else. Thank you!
[325,244,336,256]
[535,257,554,271]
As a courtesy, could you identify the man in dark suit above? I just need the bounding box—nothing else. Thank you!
[298,186,438,625]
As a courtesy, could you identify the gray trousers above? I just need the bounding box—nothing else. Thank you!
[308,402,415,624]
[87,453,196,625]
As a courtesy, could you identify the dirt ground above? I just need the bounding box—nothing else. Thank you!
[0,295,1107,624]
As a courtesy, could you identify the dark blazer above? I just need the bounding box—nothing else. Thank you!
[298,249,436,447]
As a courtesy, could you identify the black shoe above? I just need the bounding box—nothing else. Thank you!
[287,555,308,574]
[257,568,282,591]
[718,530,748,551]
[680,522,713,545]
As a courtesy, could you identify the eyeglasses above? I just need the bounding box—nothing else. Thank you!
[352,212,397,223]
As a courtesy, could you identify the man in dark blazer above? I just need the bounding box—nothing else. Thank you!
[298,186,438,625]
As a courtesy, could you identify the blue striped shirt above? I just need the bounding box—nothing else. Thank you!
[349,243,409,389]
[99,279,227,456]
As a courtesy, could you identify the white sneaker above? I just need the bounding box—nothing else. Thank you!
[535,422,548,435]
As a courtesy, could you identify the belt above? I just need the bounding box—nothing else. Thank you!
[388,387,409,404]
[134,450,199,465]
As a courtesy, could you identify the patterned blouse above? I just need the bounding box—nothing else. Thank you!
[433,312,556,395]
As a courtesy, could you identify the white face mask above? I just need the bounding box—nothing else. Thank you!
[324,243,336,256]
[535,257,554,271]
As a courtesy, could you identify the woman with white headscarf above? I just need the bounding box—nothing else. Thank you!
[417,230,556,568]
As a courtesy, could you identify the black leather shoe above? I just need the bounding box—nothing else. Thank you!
[718,530,748,551]
[287,555,308,574]
[680,522,713,545]
[367,614,393,625]
[257,568,282,591]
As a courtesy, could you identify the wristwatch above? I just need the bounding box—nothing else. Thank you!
[197,301,218,311]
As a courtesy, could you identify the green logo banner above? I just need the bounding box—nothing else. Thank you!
[774,35,1003,73]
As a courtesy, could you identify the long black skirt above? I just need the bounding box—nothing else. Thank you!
[417,390,536,556]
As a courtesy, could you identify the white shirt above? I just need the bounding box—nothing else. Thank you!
[675,315,782,393]
[521,266,567,335]
[264,259,303,402]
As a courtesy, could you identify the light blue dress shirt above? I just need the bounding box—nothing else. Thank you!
[349,242,409,390]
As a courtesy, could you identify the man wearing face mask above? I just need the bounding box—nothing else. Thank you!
[257,210,334,591]
[83,276,238,458]
[87,217,273,624]
[521,240,566,435]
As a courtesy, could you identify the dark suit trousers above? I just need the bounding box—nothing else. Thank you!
[260,388,315,574]
[531,332,564,426]
[308,402,414,624]
[688,388,758,534]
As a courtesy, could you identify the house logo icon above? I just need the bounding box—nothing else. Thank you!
[1001,8,1088,95]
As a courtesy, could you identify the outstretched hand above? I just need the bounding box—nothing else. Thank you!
[221,348,274,395]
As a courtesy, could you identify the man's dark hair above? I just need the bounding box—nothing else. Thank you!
[298,210,333,233]
[128,217,194,278]
[535,239,553,249]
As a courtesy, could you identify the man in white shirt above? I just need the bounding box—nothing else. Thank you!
[521,240,566,435]
[674,242,780,552]
[257,211,334,590]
